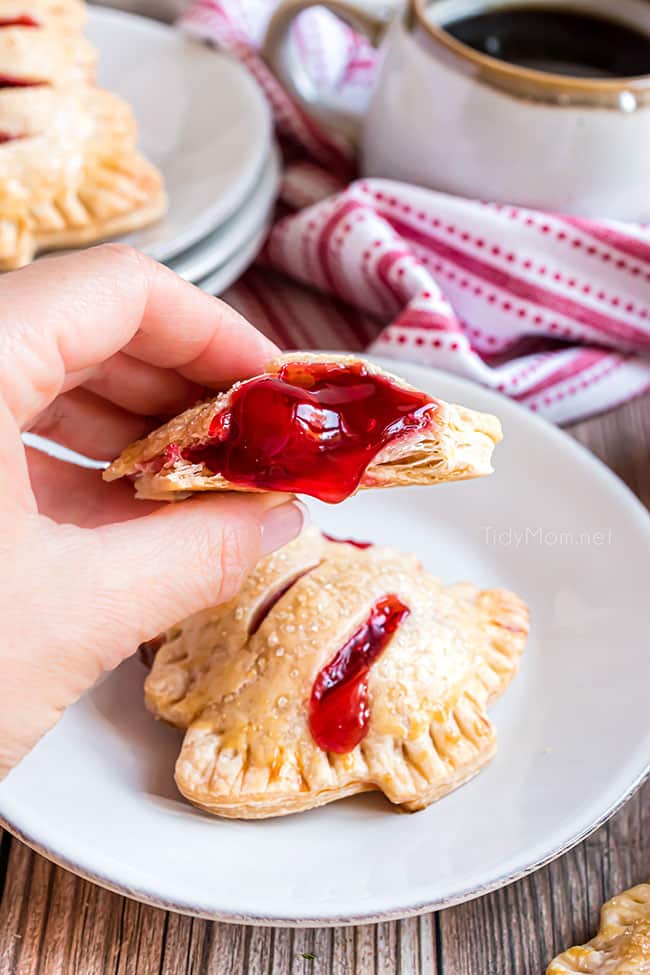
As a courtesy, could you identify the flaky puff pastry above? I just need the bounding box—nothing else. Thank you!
[547,883,650,975]
[143,527,528,819]
[104,353,503,501]
[0,87,166,269]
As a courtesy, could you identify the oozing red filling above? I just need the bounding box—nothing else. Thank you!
[0,131,25,143]
[138,634,165,669]
[181,362,435,503]
[0,15,39,25]
[0,75,44,88]
[0,11,42,93]
[309,594,409,753]
[322,532,373,549]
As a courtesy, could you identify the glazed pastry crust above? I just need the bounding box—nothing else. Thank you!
[103,353,503,500]
[144,527,528,819]
[0,1,166,269]
[547,883,650,974]
[0,88,166,269]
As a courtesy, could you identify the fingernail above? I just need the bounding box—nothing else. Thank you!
[261,499,309,555]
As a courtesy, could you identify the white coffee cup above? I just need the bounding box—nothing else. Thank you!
[264,0,650,219]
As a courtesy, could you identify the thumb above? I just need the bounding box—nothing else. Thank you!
[79,492,307,668]
[0,495,306,777]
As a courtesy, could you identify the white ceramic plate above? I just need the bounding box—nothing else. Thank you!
[86,7,272,261]
[169,145,280,283]
[194,222,270,296]
[1,360,648,925]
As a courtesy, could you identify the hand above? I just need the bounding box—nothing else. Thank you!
[0,244,305,778]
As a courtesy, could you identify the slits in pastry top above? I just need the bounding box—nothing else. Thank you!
[0,0,86,32]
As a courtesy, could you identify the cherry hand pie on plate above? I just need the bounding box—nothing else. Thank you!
[0,0,165,269]
[104,353,503,502]
[547,883,650,974]
[142,527,528,819]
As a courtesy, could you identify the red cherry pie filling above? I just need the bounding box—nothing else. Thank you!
[178,361,437,503]
[0,16,49,90]
[309,594,410,753]
[138,633,165,669]
[0,15,39,26]
[322,533,373,549]
[0,75,45,88]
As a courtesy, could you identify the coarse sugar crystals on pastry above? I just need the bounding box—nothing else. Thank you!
[142,527,529,819]
[104,353,503,502]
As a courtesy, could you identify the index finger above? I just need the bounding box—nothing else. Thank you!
[0,244,279,427]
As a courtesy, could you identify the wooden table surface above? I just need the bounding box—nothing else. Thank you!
[0,327,647,974]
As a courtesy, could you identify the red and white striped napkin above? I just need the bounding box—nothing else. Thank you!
[182,0,650,423]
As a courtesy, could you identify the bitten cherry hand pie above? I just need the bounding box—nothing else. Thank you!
[142,528,528,819]
[104,353,503,502]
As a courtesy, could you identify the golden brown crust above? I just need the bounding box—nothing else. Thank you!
[0,3,166,269]
[547,883,650,974]
[103,353,503,501]
[144,527,528,819]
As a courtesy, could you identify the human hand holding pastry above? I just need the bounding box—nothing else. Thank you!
[107,351,520,821]
[0,242,515,821]
[0,244,306,778]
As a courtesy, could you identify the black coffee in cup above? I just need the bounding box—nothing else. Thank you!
[443,6,650,78]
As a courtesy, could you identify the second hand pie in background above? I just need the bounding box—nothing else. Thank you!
[0,0,166,270]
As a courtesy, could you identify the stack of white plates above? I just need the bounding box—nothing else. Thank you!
[86,7,279,293]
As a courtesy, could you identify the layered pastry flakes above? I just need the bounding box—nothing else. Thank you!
[143,528,528,819]
[0,0,166,269]
[105,353,503,502]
